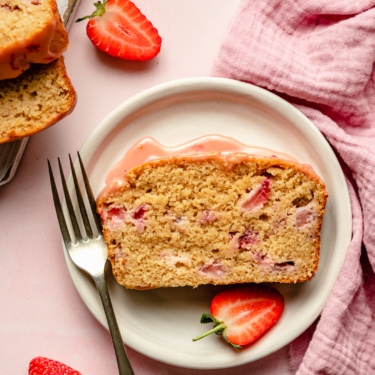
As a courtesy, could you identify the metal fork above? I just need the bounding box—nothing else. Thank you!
[48,153,134,375]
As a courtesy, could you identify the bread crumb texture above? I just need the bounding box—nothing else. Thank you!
[97,156,328,289]
[0,57,76,143]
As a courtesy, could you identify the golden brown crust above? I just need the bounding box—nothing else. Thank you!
[0,56,76,143]
[98,155,328,290]
[49,0,70,54]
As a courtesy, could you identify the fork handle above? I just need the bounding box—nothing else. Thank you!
[93,273,135,375]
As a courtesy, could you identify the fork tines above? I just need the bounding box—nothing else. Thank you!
[48,153,135,374]
[48,153,102,247]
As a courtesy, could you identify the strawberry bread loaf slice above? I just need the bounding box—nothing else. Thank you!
[0,0,69,80]
[0,56,76,143]
[97,153,328,289]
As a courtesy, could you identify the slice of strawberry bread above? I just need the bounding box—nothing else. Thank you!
[0,0,69,80]
[97,153,328,289]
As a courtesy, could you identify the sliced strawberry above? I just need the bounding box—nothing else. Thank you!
[77,0,162,61]
[242,178,271,212]
[199,209,219,224]
[29,357,81,375]
[193,285,284,350]
[198,259,226,278]
[238,229,259,248]
[295,204,317,228]
[131,203,148,220]
[100,205,127,222]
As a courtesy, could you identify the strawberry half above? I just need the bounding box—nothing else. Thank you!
[193,285,284,350]
[29,356,81,375]
[76,0,162,61]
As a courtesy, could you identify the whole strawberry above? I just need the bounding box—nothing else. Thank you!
[29,356,81,375]
[76,0,162,61]
[193,285,284,350]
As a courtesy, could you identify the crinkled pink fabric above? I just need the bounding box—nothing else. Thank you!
[211,1,375,374]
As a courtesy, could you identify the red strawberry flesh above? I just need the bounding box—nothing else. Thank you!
[29,356,81,375]
[242,178,271,211]
[238,229,259,248]
[193,285,284,349]
[77,0,162,61]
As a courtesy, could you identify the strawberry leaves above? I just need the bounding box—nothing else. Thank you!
[76,0,106,21]
[194,312,242,350]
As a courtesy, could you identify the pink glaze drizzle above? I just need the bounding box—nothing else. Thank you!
[105,134,297,184]
[97,135,319,202]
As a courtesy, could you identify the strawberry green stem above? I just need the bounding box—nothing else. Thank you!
[192,322,226,342]
[76,0,107,22]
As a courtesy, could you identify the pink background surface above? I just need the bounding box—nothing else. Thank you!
[0,1,292,373]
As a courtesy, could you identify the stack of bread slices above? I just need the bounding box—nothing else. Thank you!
[0,0,76,143]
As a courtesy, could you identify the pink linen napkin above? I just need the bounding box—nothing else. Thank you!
[211,1,375,374]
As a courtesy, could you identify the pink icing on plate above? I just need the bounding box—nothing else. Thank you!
[104,134,297,184]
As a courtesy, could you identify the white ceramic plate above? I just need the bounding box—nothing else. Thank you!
[65,77,351,369]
